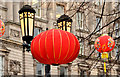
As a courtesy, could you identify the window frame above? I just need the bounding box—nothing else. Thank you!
[32,1,41,17]
[0,56,4,77]
[76,12,84,29]
[96,16,102,33]
[36,63,45,76]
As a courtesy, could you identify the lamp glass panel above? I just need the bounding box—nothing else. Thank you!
[58,23,60,28]
[58,22,62,30]
[67,27,70,32]
[29,13,34,36]
[20,13,25,36]
[63,21,65,31]
[29,18,33,36]
[67,22,71,27]
[24,12,28,36]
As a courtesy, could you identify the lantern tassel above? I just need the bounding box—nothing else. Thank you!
[104,61,106,73]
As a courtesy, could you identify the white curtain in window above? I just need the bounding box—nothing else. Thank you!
[115,23,119,36]
[36,63,44,76]
[0,56,3,77]
[34,28,41,37]
[76,12,83,29]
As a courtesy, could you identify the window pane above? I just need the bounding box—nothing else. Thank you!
[34,28,41,37]
[79,41,84,55]
[36,63,44,76]
[60,66,68,76]
[32,0,41,17]
[0,56,3,77]
[76,12,83,29]
[115,23,119,36]
[96,17,102,32]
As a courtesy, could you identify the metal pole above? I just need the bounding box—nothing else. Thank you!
[45,64,51,77]
[23,45,25,77]
[45,28,51,77]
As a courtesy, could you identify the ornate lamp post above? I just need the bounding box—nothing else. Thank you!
[57,14,73,76]
[57,14,72,32]
[18,5,36,76]
[47,14,73,76]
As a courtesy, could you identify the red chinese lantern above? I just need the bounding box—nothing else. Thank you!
[31,29,80,65]
[94,34,115,53]
[0,20,5,37]
[94,34,115,73]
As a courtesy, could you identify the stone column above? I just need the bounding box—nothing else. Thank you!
[4,53,9,75]
[7,2,13,22]
[13,2,20,23]
[43,2,47,19]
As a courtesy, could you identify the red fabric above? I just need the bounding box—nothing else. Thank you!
[31,29,80,65]
[94,35,115,53]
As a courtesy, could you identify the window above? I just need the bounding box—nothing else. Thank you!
[79,42,84,55]
[0,56,4,77]
[36,63,44,76]
[34,27,42,37]
[32,0,41,17]
[96,17,102,32]
[115,23,120,37]
[56,4,64,19]
[60,66,68,77]
[95,0,103,6]
[80,70,88,77]
[76,12,83,29]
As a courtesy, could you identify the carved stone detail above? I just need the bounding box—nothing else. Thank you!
[10,29,20,38]
[9,60,21,75]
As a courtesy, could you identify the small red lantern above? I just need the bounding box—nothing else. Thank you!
[0,20,5,37]
[31,29,80,65]
[94,34,115,73]
[94,34,115,53]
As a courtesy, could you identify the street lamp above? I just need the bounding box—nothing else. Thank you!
[57,14,73,76]
[19,5,36,45]
[57,14,72,32]
[18,5,36,76]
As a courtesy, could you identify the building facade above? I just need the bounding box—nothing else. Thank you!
[0,0,119,76]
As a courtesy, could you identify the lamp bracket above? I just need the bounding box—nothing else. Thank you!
[23,42,30,52]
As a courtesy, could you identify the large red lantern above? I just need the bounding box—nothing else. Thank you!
[31,29,80,65]
[94,34,115,53]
